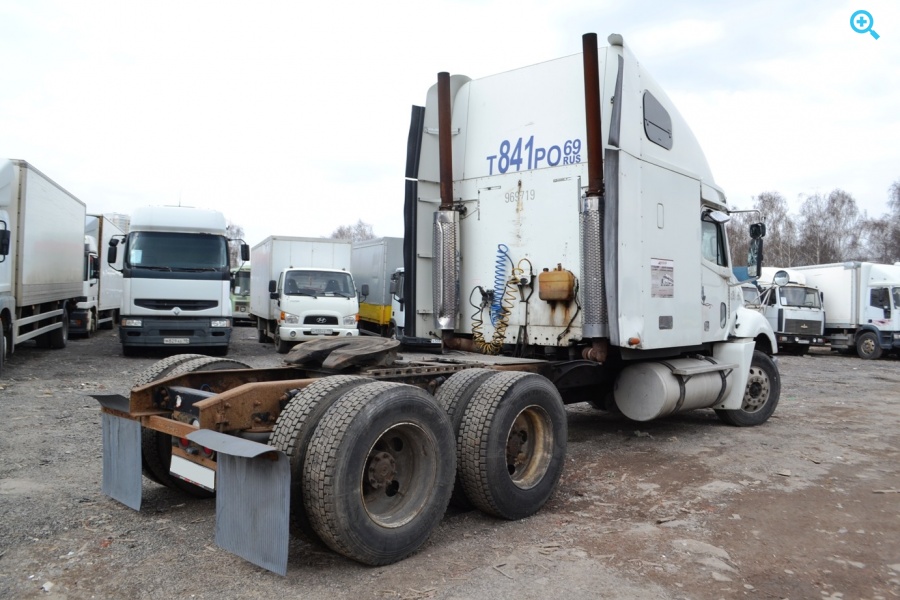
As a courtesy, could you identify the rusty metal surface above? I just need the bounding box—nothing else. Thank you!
[284,337,401,370]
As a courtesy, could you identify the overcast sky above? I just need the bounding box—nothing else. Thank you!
[1,0,897,247]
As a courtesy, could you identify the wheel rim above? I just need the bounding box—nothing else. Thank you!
[742,365,770,413]
[860,336,875,356]
[505,405,554,490]
[361,422,437,528]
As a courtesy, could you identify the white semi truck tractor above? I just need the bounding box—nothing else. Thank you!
[93,33,779,575]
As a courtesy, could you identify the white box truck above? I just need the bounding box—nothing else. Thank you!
[108,206,248,357]
[250,236,359,353]
[740,267,826,355]
[792,261,900,359]
[352,237,403,337]
[95,33,781,574]
[70,215,125,336]
[0,159,86,376]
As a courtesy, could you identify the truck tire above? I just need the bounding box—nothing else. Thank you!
[275,334,292,354]
[0,330,5,378]
[303,381,455,565]
[434,368,499,508]
[856,331,883,360]
[457,372,567,521]
[131,354,208,388]
[139,357,251,498]
[100,310,117,331]
[715,350,781,427]
[48,307,69,349]
[269,375,373,541]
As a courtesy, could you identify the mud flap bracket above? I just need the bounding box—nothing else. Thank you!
[187,430,290,576]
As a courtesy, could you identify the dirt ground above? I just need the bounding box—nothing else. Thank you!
[1,327,899,600]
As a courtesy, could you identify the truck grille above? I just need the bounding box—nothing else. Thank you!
[135,299,219,311]
[303,316,338,325]
[784,319,823,335]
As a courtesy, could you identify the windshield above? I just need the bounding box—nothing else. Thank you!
[233,271,251,296]
[779,286,821,308]
[893,287,900,310]
[283,270,354,297]
[126,231,228,271]
[742,286,761,305]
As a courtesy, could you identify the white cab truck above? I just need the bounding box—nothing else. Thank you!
[792,261,900,359]
[109,206,248,357]
[251,236,359,353]
[94,33,780,575]
[740,267,826,355]
[70,215,125,336]
[0,160,86,376]
[229,262,253,324]
[352,237,403,336]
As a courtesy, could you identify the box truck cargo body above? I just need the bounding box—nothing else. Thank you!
[352,237,403,336]
[793,262,900,359]
[0,160,85,376]
[250,236,359,353]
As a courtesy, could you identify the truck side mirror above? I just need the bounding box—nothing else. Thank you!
[268,279,278,300]
[389,279,397,295]
[0,226,10,258]
[107,245,118,264]
[360,284,369,299]
[241,243,250,262]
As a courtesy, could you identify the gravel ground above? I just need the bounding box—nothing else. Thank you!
[1,327,899,600]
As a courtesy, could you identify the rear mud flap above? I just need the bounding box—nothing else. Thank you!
[95,395,142,511]
[187,430,290,576]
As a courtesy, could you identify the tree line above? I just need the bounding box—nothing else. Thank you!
[726,178,900,268]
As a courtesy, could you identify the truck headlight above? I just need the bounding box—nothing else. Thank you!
[343,315,358,326]
[211,319,231,328]
[280,312,300,324]
[121,318,142,327]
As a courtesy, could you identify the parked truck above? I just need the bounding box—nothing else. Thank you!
[792,261,900,359]
[251,236,359,353]
[70,215,125,336]
[229,262,253,325]
[740,267,826,355]
[0,160,85,377]
[94,33,779,575]
[108,205,247,357]
[352,237,403,337]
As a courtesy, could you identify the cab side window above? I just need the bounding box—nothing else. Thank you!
[701,219,728,267]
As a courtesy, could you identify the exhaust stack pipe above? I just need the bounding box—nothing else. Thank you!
[433,72,460,336]
[579,33,609,361]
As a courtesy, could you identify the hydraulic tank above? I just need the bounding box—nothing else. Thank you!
[614,358,735,421]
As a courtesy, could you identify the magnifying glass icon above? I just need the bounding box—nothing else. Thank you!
[851,10,880,39]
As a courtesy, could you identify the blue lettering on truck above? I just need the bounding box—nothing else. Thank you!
[486,136,582,175]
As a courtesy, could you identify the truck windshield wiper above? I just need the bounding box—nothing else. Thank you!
[134,265,172,271]
[172,267,219,272]
[329,291,352,298]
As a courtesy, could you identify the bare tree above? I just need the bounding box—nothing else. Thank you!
[796,190,863,265]
[330,219,376,242]
[226,221,246,267]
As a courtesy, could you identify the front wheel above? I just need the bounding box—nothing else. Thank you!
[48,308,69,349]
[275,333,292,354]
[856,331,883,360]
[715,350,781,427]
